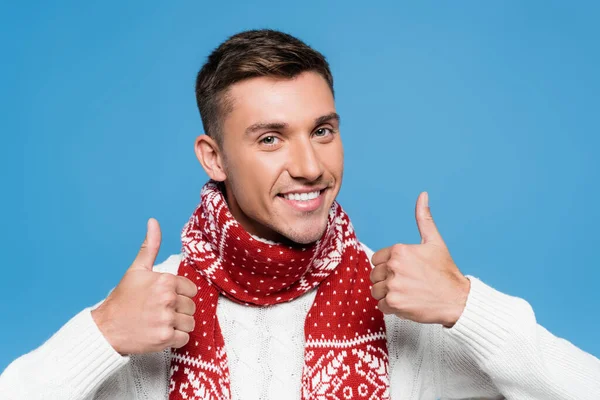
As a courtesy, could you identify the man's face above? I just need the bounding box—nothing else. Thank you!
[218,71,343,245]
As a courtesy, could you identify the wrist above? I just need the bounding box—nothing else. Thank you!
[91,303,125,355]
[442,276,471,328]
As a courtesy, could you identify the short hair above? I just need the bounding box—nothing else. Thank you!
[195,29,334,146]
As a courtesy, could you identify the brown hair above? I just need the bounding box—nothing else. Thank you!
[195,29,334,146]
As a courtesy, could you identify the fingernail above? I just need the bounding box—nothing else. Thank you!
[424,192,429,207]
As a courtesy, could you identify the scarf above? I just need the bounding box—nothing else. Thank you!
[169,181,389,399]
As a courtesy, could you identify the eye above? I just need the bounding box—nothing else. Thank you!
[260,135,279,146]
[313,127,337,141]
[314,127,332,137]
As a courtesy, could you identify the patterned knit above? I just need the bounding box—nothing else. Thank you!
[169,182,389,399]
[3,255,600,398]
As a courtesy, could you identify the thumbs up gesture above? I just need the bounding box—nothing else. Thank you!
[91,218,198,355]
[370,193,471,328]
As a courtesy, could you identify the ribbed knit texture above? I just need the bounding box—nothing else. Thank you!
[1,250,599,399]
[0,305,130,399]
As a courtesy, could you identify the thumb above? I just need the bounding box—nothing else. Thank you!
[415,192,443,245]
[131,218,162,271]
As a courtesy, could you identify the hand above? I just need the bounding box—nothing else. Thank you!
[91,218,198,355]
[369,192,470,328]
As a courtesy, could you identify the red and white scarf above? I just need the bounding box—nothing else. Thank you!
[169,181,389,399]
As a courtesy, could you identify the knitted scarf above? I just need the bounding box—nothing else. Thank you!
[169,181,389,399]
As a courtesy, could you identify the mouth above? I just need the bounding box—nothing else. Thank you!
[276,188,327,212]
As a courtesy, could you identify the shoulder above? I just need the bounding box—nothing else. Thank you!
[153,253,183,274]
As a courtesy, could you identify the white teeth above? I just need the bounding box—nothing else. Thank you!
[283,191,320,201]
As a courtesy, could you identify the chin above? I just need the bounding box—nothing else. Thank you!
[278,219,329,245]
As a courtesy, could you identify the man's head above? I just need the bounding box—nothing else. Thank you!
[194,29,343,245]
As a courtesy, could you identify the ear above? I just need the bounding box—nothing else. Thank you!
[195,134,227,181]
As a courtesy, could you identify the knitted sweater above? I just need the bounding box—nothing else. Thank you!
[1,244,599,399]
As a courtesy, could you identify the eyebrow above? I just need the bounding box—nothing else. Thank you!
[245,121,288,136]
[315,112,340,127]
[244,112,341,136]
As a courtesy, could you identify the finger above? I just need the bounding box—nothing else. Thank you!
[370,281,388,301]
[377,298,396,315]
[415,192,444,245]
[369,263,387,284]
[174,313,195,333]
[175,295,196,316]
[171,330,190,349]
[176,276,198,298]
[131,218,162,271]
[371,247,392,266]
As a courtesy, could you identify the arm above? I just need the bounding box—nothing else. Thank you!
[365,191,600,399]
[0,305,129,400]
[0,219,192,400]
[441,276,600,400]
[0,252,187,400]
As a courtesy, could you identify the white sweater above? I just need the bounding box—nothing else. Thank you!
[1,244,599,400]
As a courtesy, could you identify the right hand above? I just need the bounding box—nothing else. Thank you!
[91,218,198,355]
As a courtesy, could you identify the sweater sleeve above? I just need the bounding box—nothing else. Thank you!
[0,254,182,400]
[440,275,600,400]
[0,306,130,400]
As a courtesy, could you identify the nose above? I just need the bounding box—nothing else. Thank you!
[287,137,324,182]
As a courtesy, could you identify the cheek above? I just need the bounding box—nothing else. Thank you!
[227,151,285,197]
[320,141,344,176]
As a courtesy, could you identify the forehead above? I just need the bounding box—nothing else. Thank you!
[222,71,335,132]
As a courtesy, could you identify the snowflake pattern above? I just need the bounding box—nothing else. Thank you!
[169,181,389,400]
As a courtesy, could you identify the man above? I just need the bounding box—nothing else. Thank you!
[1,29,599,400]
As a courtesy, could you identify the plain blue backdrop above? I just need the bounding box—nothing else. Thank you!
[1,1,599,372]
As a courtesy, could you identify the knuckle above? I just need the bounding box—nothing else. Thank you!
[162,292,178,308]
[386,278,403,294]
[387,258,402,271]
[157,328,174,344]
[158,273,176,288]
[161,310,176,326]
[391,243,405,256]
[385,292,403,309]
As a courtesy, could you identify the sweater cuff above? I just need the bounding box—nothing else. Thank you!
[443,275,533,366]
[41,307,130,395]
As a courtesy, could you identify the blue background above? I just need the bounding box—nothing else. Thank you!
[1,1,599,371]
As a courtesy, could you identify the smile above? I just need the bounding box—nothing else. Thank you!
[277,189,326,212]
[281,191,320,201]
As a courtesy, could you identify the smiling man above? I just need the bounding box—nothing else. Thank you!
[1,29,599,400]
[197,70,343,245]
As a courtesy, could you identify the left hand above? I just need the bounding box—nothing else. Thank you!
[370,192,471,328]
